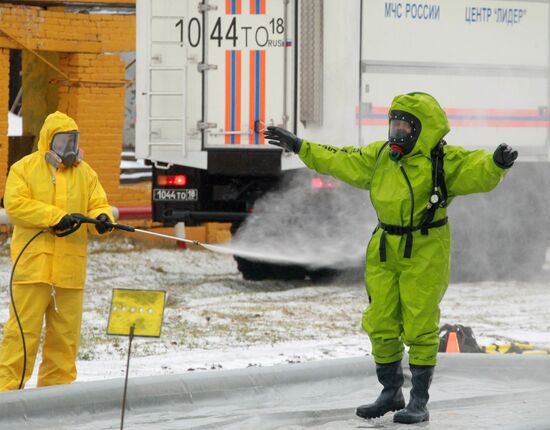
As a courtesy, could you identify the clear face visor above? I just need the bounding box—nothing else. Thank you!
[388,119,413,142]
[51,131,80,155]
[50,131,80,167]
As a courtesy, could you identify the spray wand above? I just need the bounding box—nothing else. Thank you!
[69,214,228,254]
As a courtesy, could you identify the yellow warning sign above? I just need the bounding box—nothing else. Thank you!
[107,289,166,337]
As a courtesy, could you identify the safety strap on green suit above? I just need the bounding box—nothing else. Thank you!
[378,218,448,262]
[376,140,449,262]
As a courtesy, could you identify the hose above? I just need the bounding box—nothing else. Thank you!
[9,229,49,389]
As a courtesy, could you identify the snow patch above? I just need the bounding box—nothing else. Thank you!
[0,235,549,388]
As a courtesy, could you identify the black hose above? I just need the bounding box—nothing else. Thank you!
[9,229,48,389]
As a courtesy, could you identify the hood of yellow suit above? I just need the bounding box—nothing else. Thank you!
[37,111,79,154]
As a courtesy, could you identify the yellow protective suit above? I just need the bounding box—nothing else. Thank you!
[0,111,113,390]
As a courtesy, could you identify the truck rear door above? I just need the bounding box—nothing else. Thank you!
[137,0,296,168]
[201,0,294,148]
[136,0,205,168]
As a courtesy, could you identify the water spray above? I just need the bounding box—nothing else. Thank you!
[66,214,325,267]
[66,214,255,257]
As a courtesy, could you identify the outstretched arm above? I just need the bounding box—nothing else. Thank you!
[444,144,517,197]
[264,126,383,190]
[298,140,384,190]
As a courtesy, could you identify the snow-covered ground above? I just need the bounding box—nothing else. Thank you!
[0,235,549,387]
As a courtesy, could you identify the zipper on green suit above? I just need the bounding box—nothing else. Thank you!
[398,161,415,227]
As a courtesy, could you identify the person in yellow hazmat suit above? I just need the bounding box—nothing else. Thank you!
[0,111,114,391]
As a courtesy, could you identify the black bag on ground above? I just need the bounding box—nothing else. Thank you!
[438,324,483,353]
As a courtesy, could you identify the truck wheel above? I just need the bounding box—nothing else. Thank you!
[234,256,272,281]
[307,268,339,283]
[234,256,307,281]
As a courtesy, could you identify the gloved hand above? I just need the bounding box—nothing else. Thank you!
[53,215,78,231]
[95,213,113,234]
[264,126,303,154]
[493,143,518,169]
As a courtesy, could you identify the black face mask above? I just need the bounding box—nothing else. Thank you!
[388,110,422,161]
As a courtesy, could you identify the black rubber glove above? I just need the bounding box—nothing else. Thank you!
[95,213,113,234]
[53,215,78,231]
[264,126,303,154]
[493,143,518,169]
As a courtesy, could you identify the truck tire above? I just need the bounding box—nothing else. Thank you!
[307,268,339,283]
[234,256,307,281]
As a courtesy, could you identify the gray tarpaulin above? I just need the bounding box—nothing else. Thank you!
[0,354,549,429]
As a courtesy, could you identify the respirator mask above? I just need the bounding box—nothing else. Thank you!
[388,110,422,161]
[46,131,82,168]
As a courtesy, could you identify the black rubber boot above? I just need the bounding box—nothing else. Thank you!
[393,365,434,424]
[356,361,405,419]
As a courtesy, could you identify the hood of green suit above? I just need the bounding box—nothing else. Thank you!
[389,92,450,158]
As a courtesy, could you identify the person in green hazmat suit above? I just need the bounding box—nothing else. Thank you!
[263,92,517,424]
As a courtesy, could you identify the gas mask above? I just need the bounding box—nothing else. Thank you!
[388,110,422,161]
[46,131,82,168]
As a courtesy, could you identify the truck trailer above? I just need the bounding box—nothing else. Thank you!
[136,0,550,281]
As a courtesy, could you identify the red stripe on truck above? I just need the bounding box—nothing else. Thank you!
[235,50,242,143]
[359,106,550,128]
[359,118,550,128]
[225,50,242,144]
[226,0,242,14]
[250,0,265,14]
[249,50,266,144]
[225,51,232,144]
[259,50,266,144]
[249,50,256,144]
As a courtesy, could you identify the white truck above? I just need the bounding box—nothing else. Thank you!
[136,0,550,280]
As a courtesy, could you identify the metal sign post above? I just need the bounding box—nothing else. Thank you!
[120,324,135,430]
[107,289,166,430]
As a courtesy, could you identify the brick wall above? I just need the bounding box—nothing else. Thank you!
[0,49,8,195]
[35,0,135,4]
[0,6,135,53]
[57,53,148,207]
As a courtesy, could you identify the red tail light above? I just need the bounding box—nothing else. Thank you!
[157,175,187,187]
[311,176,338,189]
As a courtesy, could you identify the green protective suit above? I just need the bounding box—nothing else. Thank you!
[298,92,508,366]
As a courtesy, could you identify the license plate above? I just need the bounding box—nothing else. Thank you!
[153,188,198,202]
